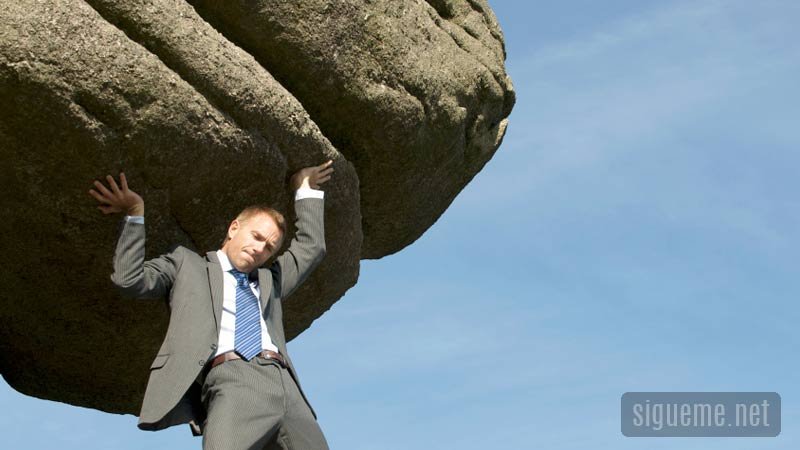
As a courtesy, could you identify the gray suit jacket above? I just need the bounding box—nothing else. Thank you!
[110,198,326,435]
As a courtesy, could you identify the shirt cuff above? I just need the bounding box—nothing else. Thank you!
[295,187,324,200]
[125,215,145,224]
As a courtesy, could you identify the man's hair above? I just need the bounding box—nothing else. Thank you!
[221,205,287,247]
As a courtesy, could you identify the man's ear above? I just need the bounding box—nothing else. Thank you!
[278,233,286,251]
[227,219,241,240]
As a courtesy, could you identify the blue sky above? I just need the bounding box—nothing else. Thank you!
[3,1,799,448]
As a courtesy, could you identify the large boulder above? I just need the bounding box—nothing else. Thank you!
[188,0,515,257]
[0,0,513,415]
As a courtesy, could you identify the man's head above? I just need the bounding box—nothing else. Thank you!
[220,205,287,273]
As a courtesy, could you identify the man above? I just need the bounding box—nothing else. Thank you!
[89,160,334,450]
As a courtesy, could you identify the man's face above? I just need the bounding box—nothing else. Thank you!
[221,212,284,273]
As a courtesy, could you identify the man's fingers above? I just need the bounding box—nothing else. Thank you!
[89,189,111,204]
[291,161,333,190]
[120,172,129,191]
[93,179,113,198]
[316,159,333,170]
[106,174,121,195]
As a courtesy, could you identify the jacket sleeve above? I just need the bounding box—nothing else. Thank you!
[270,197,326,300]
[110,218,184,300]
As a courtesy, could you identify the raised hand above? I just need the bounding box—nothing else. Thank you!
[89,172,145,216]
[290,160,334,191]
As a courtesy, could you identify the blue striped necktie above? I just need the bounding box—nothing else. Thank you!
[230,269,262,360]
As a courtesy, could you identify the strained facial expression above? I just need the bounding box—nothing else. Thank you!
[222,213,283,272]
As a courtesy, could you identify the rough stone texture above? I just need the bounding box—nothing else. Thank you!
[0,0,513,415]
[189,0,515,257]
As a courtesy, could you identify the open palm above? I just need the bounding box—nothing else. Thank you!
[89,173,144,216]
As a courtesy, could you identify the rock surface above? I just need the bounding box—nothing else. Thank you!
[0,0,513,415]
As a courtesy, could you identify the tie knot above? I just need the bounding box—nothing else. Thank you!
[229,269,250,287]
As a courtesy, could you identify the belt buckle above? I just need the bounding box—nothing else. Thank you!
[265,350,284,367]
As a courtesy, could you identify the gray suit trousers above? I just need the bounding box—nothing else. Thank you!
[200,355,329,450]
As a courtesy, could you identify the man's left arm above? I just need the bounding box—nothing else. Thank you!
[271,160,333,300]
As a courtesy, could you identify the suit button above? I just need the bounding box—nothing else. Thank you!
[198,359,205,366]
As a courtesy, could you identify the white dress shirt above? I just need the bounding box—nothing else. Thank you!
[213,249,278,356]
[124,186,324,357]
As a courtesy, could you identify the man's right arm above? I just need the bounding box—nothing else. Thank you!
[90,172,181,299]
[110,216,183,299]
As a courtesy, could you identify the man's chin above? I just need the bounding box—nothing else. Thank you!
[239,254,254,267]
[231,259,253,273]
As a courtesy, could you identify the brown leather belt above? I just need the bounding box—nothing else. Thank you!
[209,350,286,370]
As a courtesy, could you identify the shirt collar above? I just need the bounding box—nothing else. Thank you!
[216,249,233,272]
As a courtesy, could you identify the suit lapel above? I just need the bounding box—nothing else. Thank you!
[206,251,223,332]
[258,269,274,321]
[258,268,282,347]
